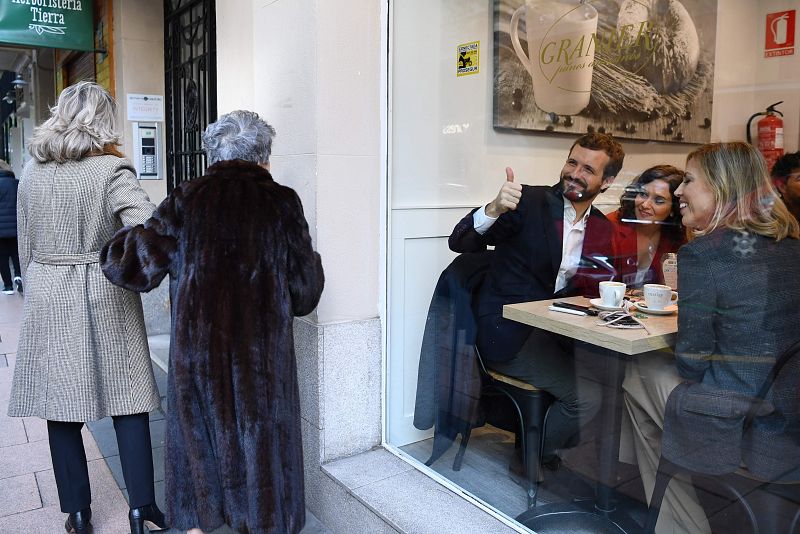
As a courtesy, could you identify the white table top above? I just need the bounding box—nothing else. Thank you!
[503,296,678,356]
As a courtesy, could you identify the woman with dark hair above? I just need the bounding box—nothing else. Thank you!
[607,165,686,287]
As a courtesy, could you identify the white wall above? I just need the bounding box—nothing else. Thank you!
[216,0,382,325]
[713,0,800,147]
[216,0,255,113]
[113,0,168,205]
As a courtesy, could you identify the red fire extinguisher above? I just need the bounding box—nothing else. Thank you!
[747,101,784,171]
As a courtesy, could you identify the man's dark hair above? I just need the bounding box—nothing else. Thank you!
[569,132,625,179]
[771,151,800,181]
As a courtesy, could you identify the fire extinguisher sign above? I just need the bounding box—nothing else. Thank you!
[765,10,796,58]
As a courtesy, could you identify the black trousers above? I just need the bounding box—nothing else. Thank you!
[480,322,602,457]
[47,413,155,513]
[0,237,20,288]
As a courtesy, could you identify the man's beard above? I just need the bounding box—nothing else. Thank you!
[560,174,603,203]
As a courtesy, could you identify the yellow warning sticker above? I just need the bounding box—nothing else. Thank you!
[457,41,480,77]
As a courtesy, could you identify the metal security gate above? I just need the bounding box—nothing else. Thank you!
[164,0,217,193]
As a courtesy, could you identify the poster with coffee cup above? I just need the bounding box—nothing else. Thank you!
[493,0,718,143]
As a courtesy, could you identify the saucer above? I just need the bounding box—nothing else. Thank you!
[589,298,625,312]
[633,302,678,315]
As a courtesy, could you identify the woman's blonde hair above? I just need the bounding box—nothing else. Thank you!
[687,142,799,240]
[28,81,121,163]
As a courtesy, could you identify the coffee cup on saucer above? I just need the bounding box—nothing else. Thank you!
[599,281,626,308]
[643,284,678,310]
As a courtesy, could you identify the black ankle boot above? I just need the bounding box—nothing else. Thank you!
[129,503,169,534]
[64,508,92,534]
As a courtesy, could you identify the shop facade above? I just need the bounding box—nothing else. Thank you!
[4,0,799,531]
[210,0,800,532]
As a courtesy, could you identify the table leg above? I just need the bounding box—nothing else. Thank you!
[595,348,628,514]
[517,343,640,534]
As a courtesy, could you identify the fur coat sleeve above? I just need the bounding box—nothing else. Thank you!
[284,189,326,315]
[100,174,324,313]
[100,178,180,292]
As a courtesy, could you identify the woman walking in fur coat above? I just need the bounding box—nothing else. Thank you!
[101,110,324,534]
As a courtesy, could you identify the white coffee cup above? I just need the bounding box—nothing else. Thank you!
[599,281,626,308]
[643,284,679,310]
[509,0,598,115]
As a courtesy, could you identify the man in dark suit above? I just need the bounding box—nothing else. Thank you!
[449,132,624,465]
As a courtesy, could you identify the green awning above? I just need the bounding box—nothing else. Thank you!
[0,1,94,52]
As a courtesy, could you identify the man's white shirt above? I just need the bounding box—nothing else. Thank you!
[472,198,590,293]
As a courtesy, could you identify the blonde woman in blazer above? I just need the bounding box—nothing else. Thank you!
[7,82,168,534]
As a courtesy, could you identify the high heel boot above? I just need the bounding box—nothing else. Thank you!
[129,503,169,534]
[64,507,92,534]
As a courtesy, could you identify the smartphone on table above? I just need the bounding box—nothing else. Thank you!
[549,301,598,316]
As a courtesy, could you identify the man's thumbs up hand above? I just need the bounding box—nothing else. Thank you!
[486,167,522,218]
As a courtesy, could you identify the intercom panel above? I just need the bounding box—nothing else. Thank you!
[132,122,161,180]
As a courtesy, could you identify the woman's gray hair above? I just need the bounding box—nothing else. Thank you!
[28,81,120,163]
[202,110,276,165]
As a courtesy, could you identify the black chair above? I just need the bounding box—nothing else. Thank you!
[644,457,800,534]
[475,347,554,510]
[644,342,800,534]
[414,253,491,473]
[413,251,554,510]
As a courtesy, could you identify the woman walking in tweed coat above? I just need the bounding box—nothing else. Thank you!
[101,110,324,534]
[7,82,168,534]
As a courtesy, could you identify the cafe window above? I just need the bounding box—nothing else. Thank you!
[385,1,800,532]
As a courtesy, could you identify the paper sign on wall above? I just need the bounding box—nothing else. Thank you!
[457,41,480,77]
[126,94,164,122]
[765,10,795,58]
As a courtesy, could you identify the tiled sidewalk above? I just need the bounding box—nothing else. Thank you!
[0,293,132,533]
[0,292,328,534]
[89,364,329,534]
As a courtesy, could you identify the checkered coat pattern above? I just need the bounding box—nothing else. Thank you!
[7,155,161,421]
